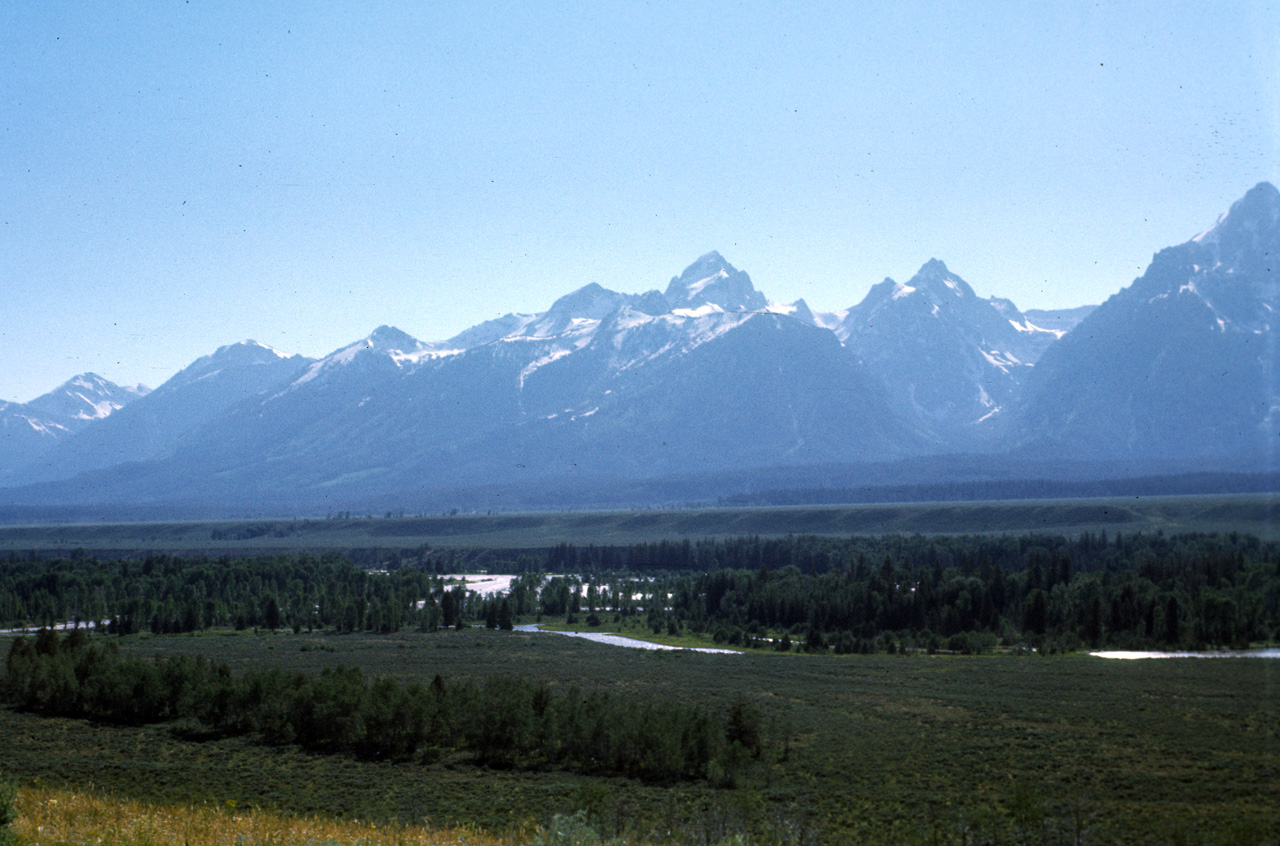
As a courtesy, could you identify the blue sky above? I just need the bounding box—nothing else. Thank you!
[2,1,1277,403]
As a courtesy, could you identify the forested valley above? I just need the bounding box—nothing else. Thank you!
[1,530,1277,845]
[2,531,1276,652]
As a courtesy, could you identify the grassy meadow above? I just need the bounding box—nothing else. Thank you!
[2,626,1277,845]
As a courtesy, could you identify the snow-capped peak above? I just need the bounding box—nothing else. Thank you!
[764,298,817,326]
[156,340,310,395]
[545,283,631,321]
[664,251,768,312]
[22,372,150,425]
[326,326,432,365]
[910,259,976,299]
[288,326,454,388]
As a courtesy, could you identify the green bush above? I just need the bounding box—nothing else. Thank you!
[0,774,17,846]
[5,631,756,784]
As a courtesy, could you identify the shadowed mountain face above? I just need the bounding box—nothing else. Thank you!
[1013,182,1280,460]
[11,342,312,485]
[838,259,1059,445]
[1,185,1275,513]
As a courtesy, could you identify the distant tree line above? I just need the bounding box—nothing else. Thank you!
[3,630,765,785]
[540,532,1280,651]
[716,471,1280,507]
[0,553,536,635]
[3,531,1276,651]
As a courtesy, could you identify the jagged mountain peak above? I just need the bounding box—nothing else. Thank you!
[763,298,818,326]
[54,372,148,400]
[50,372,134,397]
[164,340,307,395]
[854,261,977,313]
[1192,181,1280,246]
[682,250,731,276]
[1182,182,1280,289]
[296,326,433,380]
[665,251,768,312]
[908,259,977,300]
[790,298,815,324]
[1128,183,1280,329]
[839,259,1066,439]
[24,372,150,422]
[65,372,109,390]
[917,257,951,276]
[1014,182,1280,460]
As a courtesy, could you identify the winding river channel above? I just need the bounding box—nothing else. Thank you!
[514,624,740,654]
[514,625,1279,659]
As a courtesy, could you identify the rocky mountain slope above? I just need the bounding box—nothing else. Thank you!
[1013,182,1280,460]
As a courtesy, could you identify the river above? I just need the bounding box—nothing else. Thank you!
[1091,648,1280,659]
[514,623,739,654]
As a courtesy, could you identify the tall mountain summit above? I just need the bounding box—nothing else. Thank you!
[838,259,1060,444]
[664,251,769,312]
[1013,181,1279,460]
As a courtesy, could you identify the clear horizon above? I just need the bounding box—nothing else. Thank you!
[3,2,1277,403]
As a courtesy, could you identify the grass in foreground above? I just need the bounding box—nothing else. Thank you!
[10,782,512,846]
[6,784,763,846]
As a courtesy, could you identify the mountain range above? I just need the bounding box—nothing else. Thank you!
[3,183,1276,516]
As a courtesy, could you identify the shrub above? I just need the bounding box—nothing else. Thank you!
[0,774,17,846]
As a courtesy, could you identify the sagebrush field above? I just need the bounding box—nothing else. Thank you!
[3,625,1277,845]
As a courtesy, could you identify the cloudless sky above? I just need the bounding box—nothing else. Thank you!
[2,0,1277,402]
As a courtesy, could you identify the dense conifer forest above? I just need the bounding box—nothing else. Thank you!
[560,531,1280,652]
[2,530,1277,651]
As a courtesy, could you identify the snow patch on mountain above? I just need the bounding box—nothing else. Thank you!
[519,348,575,387]
[672,304,724,318]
